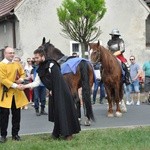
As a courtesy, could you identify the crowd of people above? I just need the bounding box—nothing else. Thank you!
[0,29,150,144]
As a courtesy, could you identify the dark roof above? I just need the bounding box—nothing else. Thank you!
[0,0,21,18]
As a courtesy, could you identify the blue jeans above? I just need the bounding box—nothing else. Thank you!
[34,86,46,109]
[124,84,131,101]
[129,80,140,93]
[93,79,105,103]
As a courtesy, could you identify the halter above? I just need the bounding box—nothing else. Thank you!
[38,45,47,59]
[90,47,101,64]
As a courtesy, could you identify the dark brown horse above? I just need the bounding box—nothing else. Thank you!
[89,41,127,117]
[38,38,95,125]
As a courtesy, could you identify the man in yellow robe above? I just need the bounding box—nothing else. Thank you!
[0,47,28,143]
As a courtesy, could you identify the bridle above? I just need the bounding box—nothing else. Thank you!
[89,47,101,64]
[41,45,47,59]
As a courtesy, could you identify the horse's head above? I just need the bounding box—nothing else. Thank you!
[89,41,101,63]
[38,37,64,61]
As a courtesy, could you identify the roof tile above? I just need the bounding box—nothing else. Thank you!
[0,0,21,18]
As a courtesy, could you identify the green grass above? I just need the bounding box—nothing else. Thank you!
[0,126,150,150]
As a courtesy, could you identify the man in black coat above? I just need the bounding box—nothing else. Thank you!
[22,49,81,140]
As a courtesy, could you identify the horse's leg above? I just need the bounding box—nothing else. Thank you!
[105,87,114,117]
[82,103,91,126]
[120,99,127,113]
[120,83,127,113]
[114,87,123,117]
[76,88,91,126]
[72,92,81,121]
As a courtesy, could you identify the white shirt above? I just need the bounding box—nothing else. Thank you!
[25,62,54,89]
[26,74,42,88]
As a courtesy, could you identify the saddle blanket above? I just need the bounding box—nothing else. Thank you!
[61,57,90,74]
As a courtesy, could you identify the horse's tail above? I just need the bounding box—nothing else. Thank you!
[79,61,95,121]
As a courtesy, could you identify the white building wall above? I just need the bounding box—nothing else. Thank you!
[99,0,149,66]
[14,0,150,66]
[15,0,69,61]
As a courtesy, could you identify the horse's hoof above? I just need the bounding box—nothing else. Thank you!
[107,113,114,118]
[120,100,127,113]
[84,117,91,126]
[115,111,122,117]
[121,108,127,113]
[84,122,91,126]
[84,120,91,126]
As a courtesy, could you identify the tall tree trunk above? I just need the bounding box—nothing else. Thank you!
[81,42,88,58]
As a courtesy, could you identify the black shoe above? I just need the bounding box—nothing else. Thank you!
[35,109,41,116]
[51,134,59,139]
[40,111,48,115]
[12,135,21,141]
[0,136,7,143]
[100,97,104,104]
[65,135,73,141]
[100,101,104,104]
[92,101,95,105]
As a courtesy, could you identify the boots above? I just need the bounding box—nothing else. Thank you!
[40,108,48,115]
[122,63,132,85]
[100,98,104,104]
[124,74,132,85]
[35,109,41,116]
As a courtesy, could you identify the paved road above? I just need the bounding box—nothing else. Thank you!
[7,102,150,136]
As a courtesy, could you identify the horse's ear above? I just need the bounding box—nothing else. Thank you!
[42,37,46,45]
[48,40,50,44]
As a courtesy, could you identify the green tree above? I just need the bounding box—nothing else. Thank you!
[57,0,106,58]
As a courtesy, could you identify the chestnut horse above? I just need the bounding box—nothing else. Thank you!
[38,38,95,125]
[89,41,127,117]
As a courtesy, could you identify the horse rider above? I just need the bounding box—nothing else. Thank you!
[107,29,131,85]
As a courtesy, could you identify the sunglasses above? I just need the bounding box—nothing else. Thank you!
[27,61,31,62]
[130,59,134,61]
[7,52,15,54]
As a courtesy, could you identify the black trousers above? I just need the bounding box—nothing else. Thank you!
[0,96,21,137]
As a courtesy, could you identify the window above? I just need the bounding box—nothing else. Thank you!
[70,41,89,58]
[72,43,79,52]
[146,14,150,47]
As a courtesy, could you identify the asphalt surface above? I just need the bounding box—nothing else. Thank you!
[7,101,150,136]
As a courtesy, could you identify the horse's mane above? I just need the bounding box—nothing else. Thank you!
[100,45,117,60]
[100,45,119,68]
[41,41,64,61]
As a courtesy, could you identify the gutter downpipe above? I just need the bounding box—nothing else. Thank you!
[9,12,16,49]
[139,0,150,13]
[12,20,16,48]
